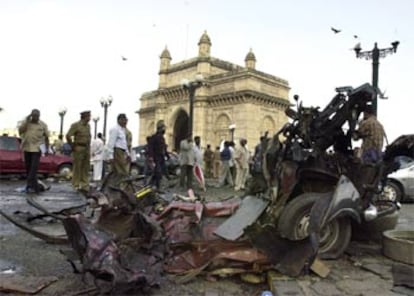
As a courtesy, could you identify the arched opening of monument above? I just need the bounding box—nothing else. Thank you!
[173,110,189,151]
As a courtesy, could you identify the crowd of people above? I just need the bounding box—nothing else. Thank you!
[17,103,385,195]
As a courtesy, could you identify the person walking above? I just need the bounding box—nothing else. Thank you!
[234,138,250,191]
[125,119,136,169]
[52,134,64,155]
[229,141,236,184]
[179,133,195,190]
[353,105,386,163]
[18,109,50,194]
[147,121,168,189]
[217,141,233,188]
[66,111,92,192]
[213,146,221,179]
[203,144,214,178]
[90,132,105,183]
[106,114,131,185]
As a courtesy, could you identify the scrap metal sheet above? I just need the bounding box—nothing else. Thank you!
[214,195,268,241]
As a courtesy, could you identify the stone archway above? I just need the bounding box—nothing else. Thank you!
[214,113,231,146]
[261,116,276,135]
[173,109,189,152]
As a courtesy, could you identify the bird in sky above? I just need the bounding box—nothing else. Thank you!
[354,35,358,39]
[331,27,341,34]
[121,56,127,61]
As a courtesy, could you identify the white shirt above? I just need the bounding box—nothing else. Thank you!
[106,124,129,160]
[90,138,105,161]
[229,146,235,167]
[194,145,203,165]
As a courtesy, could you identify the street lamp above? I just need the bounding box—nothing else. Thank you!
[353,41,399,116]
[92,116,100,139]
[58,107,67,136]
[181,74,204,135]
[100,95,113,141]
[229,124,236,142]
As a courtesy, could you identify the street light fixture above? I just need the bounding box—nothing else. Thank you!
[229,124,236,142]
[181,73,204,135]
[353,41,399,116]
[92,116,100,139]
[100,95,113,141]
[58,107,67,136]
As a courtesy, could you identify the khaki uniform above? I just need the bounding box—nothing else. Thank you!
[53,139,63,155]
[20,120,49,152]
[203,148,214,178]
[66,121,91,190]
[213,149,221,179]
[126,128,133,170]
[19,119,49,193]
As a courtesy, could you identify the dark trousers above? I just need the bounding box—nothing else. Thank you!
[180,165,193,190]
[150,158,164,189]
[24,151,41,192]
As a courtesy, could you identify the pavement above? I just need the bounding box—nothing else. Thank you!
[0,177,413,296]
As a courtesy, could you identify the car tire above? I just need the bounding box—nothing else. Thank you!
[278,193,352,259]
[58,164,72,178]
[383,180,403,202]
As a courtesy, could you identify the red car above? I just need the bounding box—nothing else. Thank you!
[0,135,73,178]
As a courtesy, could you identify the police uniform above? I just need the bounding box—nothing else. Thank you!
[66,111,91,191]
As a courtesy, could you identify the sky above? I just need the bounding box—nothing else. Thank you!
[0,0,413,144]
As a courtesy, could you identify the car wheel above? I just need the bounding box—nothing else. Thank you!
[130,164,140,177]
[58,164,72,178]
[278,193,352,259]
[382,180,403,202]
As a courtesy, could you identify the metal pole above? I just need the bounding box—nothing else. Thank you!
[188,88,195,136]
[371,43,380,116]
[103,105,108,141]
[59,115,64,136]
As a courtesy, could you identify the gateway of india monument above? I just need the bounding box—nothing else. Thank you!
[138,31,291,151]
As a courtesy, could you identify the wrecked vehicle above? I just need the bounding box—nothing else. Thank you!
[252,83,413,260]
[1,83,413,294]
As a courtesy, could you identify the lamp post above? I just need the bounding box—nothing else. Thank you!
[229,124,236,142]
[181,74,204,135]
[353,41,399,116]
[58,107,67,136]
[100,95,113,141]
[92,116,100,139]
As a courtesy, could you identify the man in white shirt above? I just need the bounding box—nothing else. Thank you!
[90,132,105,182]
[234,138,250,191]
[106,114,130,183]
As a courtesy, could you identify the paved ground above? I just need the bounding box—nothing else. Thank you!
[0,177,413,295]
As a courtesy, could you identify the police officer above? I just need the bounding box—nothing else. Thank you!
[66,111,92,192]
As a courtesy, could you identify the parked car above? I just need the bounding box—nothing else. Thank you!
[0,135,73,178]
[382,161,414,202]
[130,145,180,176]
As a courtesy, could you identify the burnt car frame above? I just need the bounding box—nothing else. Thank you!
[253,83,411,259]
